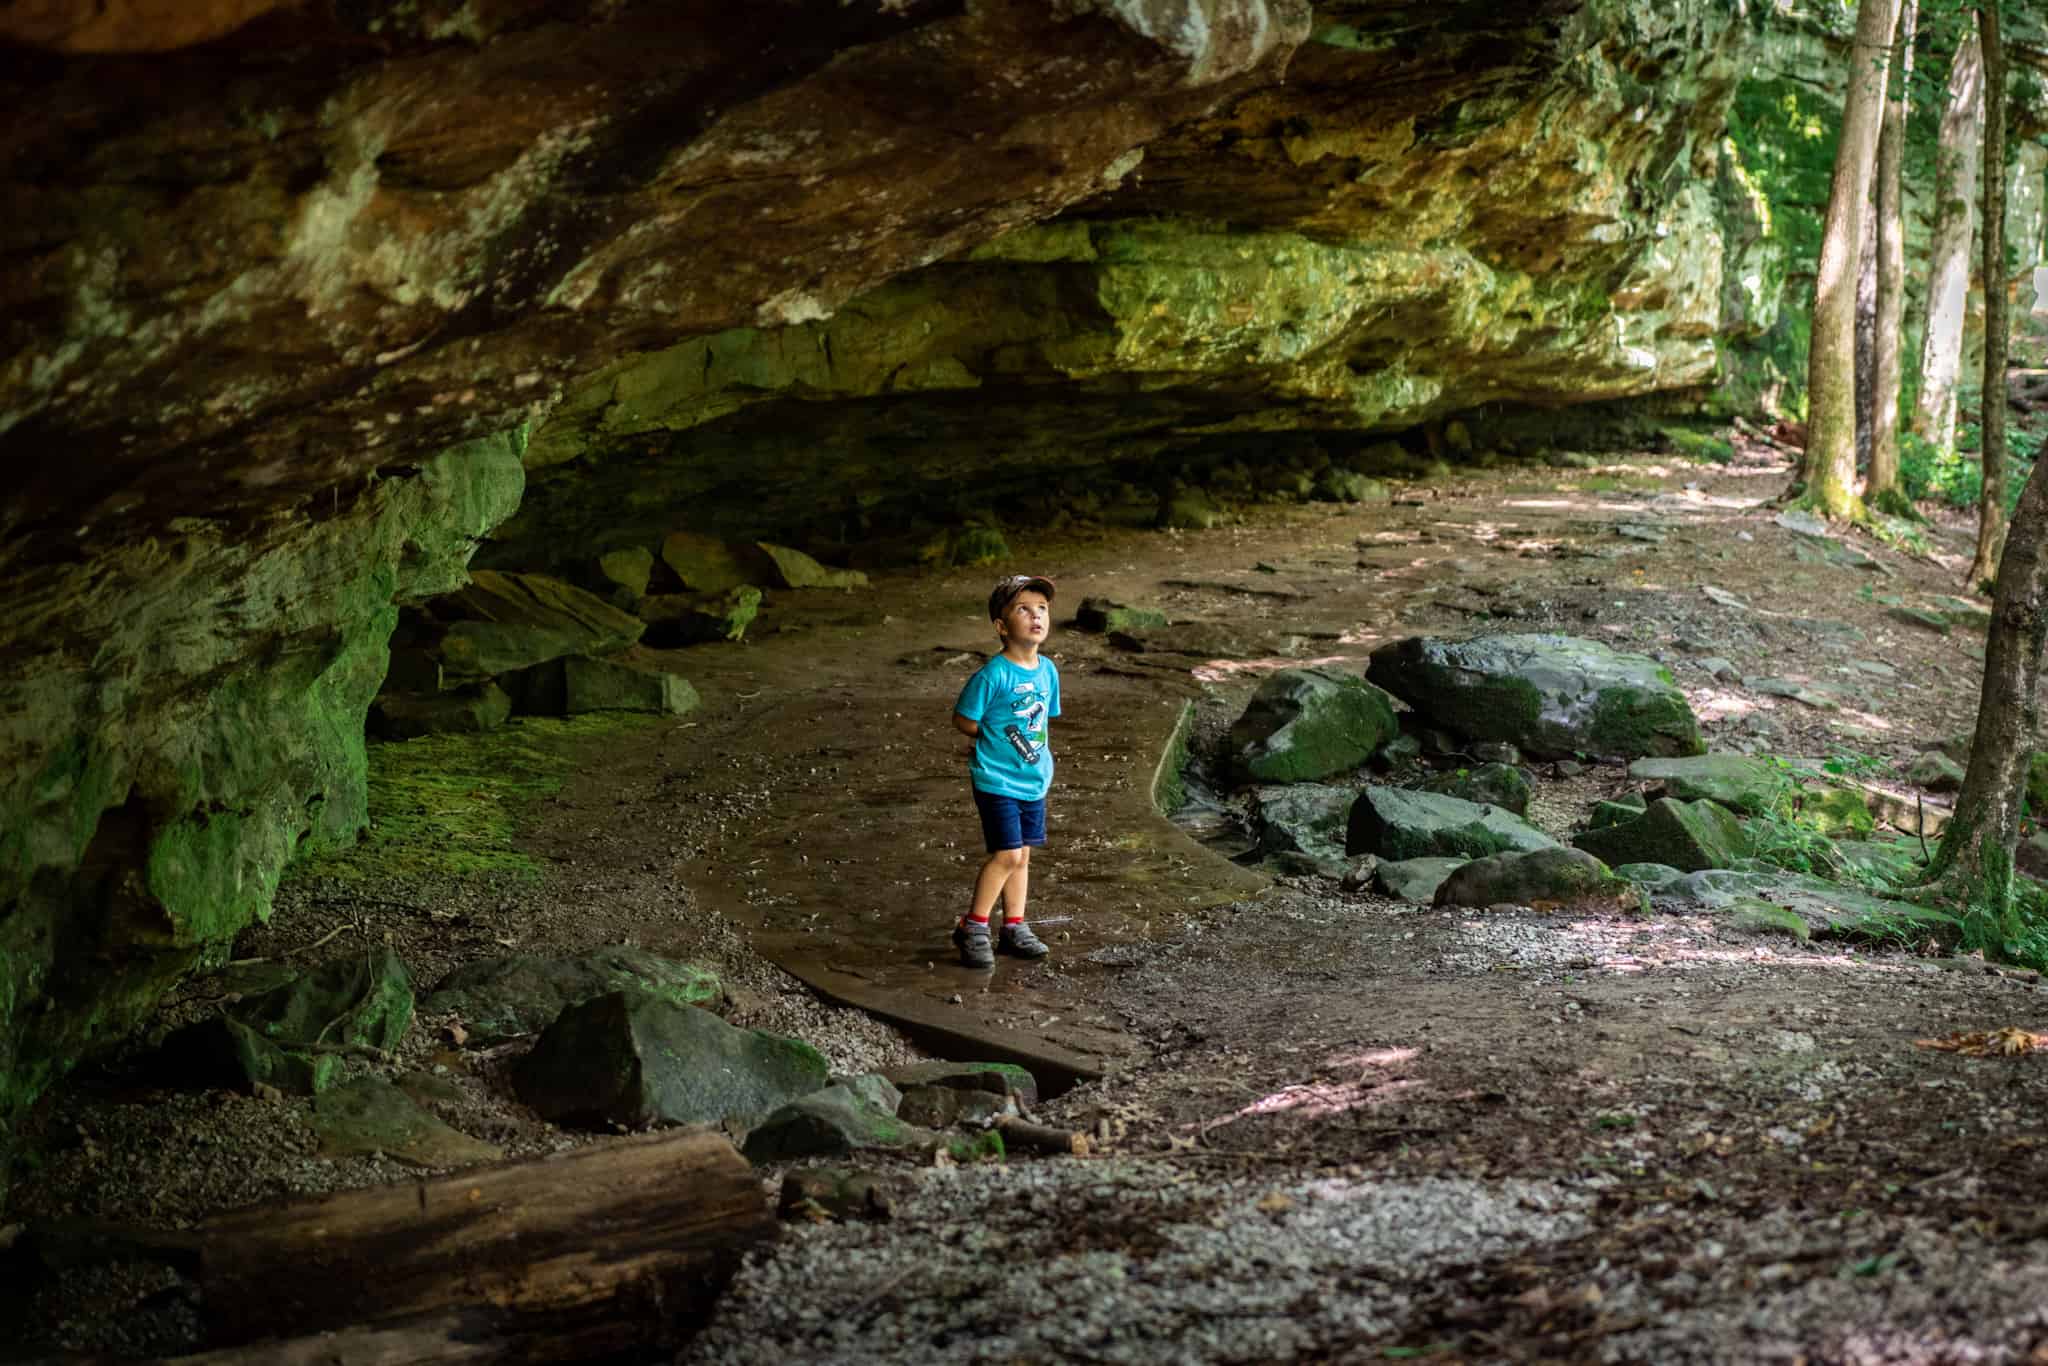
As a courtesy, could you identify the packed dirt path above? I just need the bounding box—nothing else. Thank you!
[576,439,1998,1090]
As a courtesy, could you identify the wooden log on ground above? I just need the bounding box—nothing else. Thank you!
[195,1128,774,1360]
[995,1116,1092,1156]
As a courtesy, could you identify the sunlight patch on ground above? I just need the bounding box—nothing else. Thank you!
[1337,628,1384,646]
[1193,1048,1425,1131]
[1693,690,1759,722]
[1504,498,1580,510]
[1191,655,1347,683]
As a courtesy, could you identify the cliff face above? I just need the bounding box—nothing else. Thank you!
[1,0,1769,1185]
[501,0,1762,562]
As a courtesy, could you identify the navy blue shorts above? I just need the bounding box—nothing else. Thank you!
[972,788,1047,853]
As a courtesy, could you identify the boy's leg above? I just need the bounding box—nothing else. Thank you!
[999,845,1030,922]
[997,801,1050,959]
[969,848,1021,923]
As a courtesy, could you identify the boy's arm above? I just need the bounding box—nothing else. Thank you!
[952,712,980,738]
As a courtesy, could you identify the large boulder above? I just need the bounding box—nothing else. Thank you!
[161,949,416,1096]
[1248,784,1355,868]
[1227,668,1399,783]
[427,947,724,1046]
[1627,753,1790,814]
[512,989,827,1129]
[1573,797,1752,873]
[424,571,646,682]
[740,1084,935,1163]
[1433,848,1633,911]
[1367,634,1704,760]
[1345,786,1558,861]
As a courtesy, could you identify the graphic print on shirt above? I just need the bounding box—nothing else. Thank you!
[1003,695,1047,765]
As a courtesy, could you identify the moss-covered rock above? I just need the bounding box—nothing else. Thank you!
[1433,847,1632,911]
[1367,634,1704,760]
[1227,668,1399,784]
[426,947,724,1046]
[1573,797,1752,873]
[513,988,827,1130]
[1418,762,1533,817]
[1346,785,1558,862]
[1248,784,1355,869]
[1792,785,1875,840]
[1074,598,1169,634]
[426,571,646,682]
[1627,753,1791,815]
[1,431,524,1193]
[370,683,514,739]
[741,1083,934,1163]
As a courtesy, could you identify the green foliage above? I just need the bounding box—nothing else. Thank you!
[1661,428,1735,464]
[1957,880,2048,971]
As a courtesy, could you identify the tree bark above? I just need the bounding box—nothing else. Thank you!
[1800,0,1902,519]
[1967,1,2009,590]
[1867,0,1916,514]
[1923,454,2048,951]
[196,1129,775,1359]
[1912,28,1984,451]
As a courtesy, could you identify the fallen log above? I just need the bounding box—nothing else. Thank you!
[995,1116,1092,1156]
[195,1128,774,1360]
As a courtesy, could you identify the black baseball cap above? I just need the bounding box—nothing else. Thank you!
[988,574,1056,620]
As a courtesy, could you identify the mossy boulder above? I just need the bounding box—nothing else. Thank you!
[426,947,724,1045]
[741,1083,934,1163]
[163,949,415,1096]
[1418,762,1533,816]
[659,532,755,593]
[595,546,657,600]
[1074,598,1168,634]
[428,571,646,681]
[754,543,868,591]
[1345,785,1558,861]
[880,1060,1039,1109]
[1227,668,1399,783]
[1433,847,1633,911]
[1248,784,1355,868]
[1590,795,1650,829]
[1572,797,1752,873]
[1627,753,1790,815]
[1367,633,1704,759]
[512,988,826,1129]
[1906,750,1965,792]
[370,683,513,739]
[1792,785,1874,839]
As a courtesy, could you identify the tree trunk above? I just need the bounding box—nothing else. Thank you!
[196,1129,775,1359]
[1967,2,2009,590]
[1800,0,1902,518]
[1913,28,1984,451]
[1923,455,2048,952]
[1867,0,1916,515]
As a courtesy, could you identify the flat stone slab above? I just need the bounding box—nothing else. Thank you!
[1627,753,1788,814]
[1249,784,1356,866]
[1346,785,1558,862]
[311,1077,504,1168]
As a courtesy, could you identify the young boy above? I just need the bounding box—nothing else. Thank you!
[950,574,1062,969]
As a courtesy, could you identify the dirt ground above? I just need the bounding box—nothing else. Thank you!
[13,434,2048,1363]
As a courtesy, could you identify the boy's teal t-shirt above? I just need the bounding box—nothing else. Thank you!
[955,654,1061,800]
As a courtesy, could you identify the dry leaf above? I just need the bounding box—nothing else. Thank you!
[1256,1192,1294,1214]
[447,1021,469,1046]
[1914,1026,2048,1056]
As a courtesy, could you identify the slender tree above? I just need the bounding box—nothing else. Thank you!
[1919,451,2048,952]
[1867,0,1917,515]
[1966,0,2008,591]
[1912,26,1984,452]
[1799,0,1903,519]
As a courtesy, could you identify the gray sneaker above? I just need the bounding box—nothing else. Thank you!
[998,920,1051,959]
[953,919,994,968]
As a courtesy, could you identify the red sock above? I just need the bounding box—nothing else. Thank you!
[958,913,991,928]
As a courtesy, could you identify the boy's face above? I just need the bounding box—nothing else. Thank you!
[996,590,1051,647]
